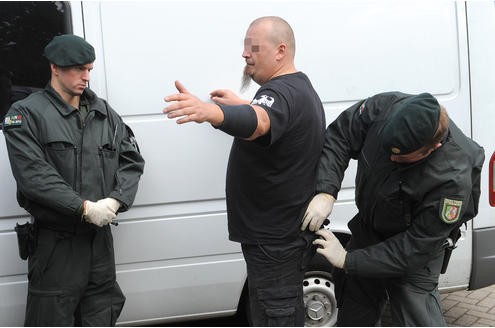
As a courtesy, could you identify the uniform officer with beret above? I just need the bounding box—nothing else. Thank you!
[3,34,145,326]
[303,92,484,326]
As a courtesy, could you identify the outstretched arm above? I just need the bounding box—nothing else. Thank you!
[163,80,224,126]
[210,89,250,106]
[164,81,270,140]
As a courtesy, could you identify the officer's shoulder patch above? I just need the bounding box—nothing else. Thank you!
[439,197,463,224]
[3,114,23,129]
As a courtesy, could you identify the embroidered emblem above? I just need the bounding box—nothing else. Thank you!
[3,115,23,128]
[440,198,462,224]
[252,95,275,107]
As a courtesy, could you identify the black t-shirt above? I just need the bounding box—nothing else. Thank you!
[226,72,326,244]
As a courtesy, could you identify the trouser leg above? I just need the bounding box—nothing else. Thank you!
[334,236,387,327]
[24,226,124,327]
[387,251,446,327]
[334,267,387,327]
[78,226,125,327]
[24,229,92,326]
[242,231,316,327]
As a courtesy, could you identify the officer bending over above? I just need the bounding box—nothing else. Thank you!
[3,35,145,326]
[306,92,484,326]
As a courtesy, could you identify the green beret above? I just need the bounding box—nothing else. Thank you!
[382,93,440,155]
[44,34,95,67]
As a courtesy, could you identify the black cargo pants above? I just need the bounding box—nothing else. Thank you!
[241,231,316,326]
[24,225,125,326]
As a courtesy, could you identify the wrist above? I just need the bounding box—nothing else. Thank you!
[320,193,336,202]
[81,200,90,222]
[338,250,348,269]
[82,200,88,217]
[108,198,121,212]
[210,104,225,127]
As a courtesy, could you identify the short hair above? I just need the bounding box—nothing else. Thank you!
[431,105,449,145]
[417,105,449,155]
[250,16,296,57]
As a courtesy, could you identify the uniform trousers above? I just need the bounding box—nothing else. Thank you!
[334,237,446,327]
[241,231,316,326]
[24,225,125,326]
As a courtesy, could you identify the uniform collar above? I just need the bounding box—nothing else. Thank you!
[44,83,107,117]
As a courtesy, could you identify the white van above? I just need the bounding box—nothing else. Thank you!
[1,1,494,326]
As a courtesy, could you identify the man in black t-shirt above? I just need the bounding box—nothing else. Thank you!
[164,16,325,326]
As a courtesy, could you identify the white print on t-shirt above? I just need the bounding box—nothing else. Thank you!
[252,95,275,107]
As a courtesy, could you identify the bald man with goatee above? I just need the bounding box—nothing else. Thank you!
[163,16,326,326]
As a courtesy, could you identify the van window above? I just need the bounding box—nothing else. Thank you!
[0,1,72,124]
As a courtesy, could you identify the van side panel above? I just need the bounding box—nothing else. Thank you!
[467,1,495,230]
[466,1,495,290]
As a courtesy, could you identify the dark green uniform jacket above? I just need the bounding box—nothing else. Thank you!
[316,92,484,277]
[4,84,145,233]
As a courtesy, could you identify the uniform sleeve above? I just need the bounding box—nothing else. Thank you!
[344,151,481,277]
[316,95,389,198]
[108,116,145,211]
[4,106,84,217]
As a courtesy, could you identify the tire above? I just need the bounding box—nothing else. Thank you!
[303,254,338,327]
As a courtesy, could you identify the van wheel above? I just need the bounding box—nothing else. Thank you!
[303,252,338,327]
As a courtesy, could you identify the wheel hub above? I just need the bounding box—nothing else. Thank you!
[306,298,325,320]
[303,274,338,326]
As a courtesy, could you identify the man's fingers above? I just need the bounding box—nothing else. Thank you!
[309,217,323,232]
[163,98,190,114]
[164,92,190,104]
[315,228,330,239]
[165,109,191,122]
[312,238,325,247]
[175,80,190,94]
[164,81,191,103]
[163,106,181,117]
[176,114,193,125]
[301,211,311,231]
[210,89,225,98]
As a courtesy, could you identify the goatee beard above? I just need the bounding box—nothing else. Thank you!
[240,65,252,93]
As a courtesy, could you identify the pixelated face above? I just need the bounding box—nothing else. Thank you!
[243,38,261,53]
[242,35,265,84]
[242,24,279,85]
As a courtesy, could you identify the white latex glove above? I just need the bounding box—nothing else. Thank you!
[313,229,347,269]
[301,193,336,231]
[97,197,121,213]
[83,200,117,227]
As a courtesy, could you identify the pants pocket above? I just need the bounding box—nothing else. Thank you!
[27,229,61,284]
[258,285,298,326]
[25,287,77,326]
